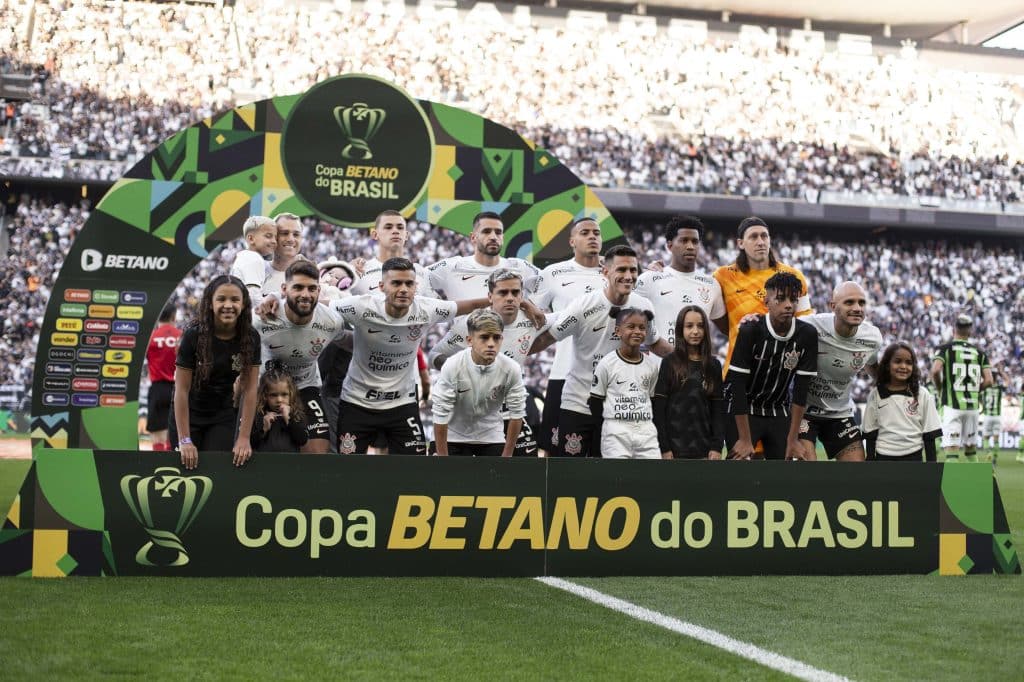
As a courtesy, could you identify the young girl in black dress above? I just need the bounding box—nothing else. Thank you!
[172,275,261,469]
[653,305,725,459]
[251,367,309,453]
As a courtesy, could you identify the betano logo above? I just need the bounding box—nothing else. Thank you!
[81,248,169,272]
[120,467,212,567]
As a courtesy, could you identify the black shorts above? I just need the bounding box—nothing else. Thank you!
[447,442,505,457]
[539,379,564,451]
[146,380,174,432]
[336,400,426,455]
[557,409,599,458]
[798,415,862,458]
[505,418,538,457]
[725,414,791,460]
[299,386,331,441]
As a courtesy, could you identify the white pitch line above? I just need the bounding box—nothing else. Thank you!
[536,576,852,682]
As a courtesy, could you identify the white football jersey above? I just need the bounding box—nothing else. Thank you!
[254,303,345,390]
[804,313,883,418]
[349,258,436,298]
[635,266,725,345]
[548,290,658,416]
[590,350,660,422]
[531,259,605,380]
[426,255,539,301]
[427,309,548,370]
[230,250,271,291]
[332,295,457,410]
[431,350,527,444]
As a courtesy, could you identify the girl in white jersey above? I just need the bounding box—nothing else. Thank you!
[589,308,662,459]
[862,342,942,462]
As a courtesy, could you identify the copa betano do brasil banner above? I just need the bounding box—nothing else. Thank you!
[30,74,625,454]
[1,452,1017,577]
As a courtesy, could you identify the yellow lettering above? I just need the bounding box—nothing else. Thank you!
[872,500,884,547]
[476,496,517,550]
[430,496,473,550]
[797,501,835,548]
[387,495,435,549]
[275,509,307,549]
[547,497,598,550]
[594,497,639,551]
[683,511,713,549]
[497,497,545,549]
[763,501,796,548]
[836,500,868,548]
[888,501,914,548]
[309,509,342,559]
[727,501,759,548]
[236,495,272,548]
[650,500,680,549]
[345,510,376,548]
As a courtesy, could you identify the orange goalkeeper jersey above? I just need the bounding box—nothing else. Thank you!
[713,262,813,371]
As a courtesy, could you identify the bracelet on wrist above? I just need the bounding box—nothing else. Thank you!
[179,437,193,445]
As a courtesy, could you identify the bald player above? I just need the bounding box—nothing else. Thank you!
[798,282,883,461]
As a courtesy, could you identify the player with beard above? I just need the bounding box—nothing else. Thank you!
[426,211,540,301]
[331,258,490,455]
[799,281,883,461]
[724,272,818,460]
[636,215,727,345]
[254,261,347,454]
[349,210,436,297]
[428,269,549,455]
[529,245,674,457]
[531,217,605,455]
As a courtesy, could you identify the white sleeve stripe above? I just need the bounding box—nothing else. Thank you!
[727,365,750,374]
[796,370,818,376]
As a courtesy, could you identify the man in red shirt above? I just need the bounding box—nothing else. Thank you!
[146,305,182,451]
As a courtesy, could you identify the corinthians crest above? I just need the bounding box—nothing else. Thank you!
[120,467,212,567]
[334,102,386,160]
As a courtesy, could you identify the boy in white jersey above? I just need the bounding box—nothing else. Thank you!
[230,216,277,298]
[349,210,435,297]
[531,217,605,455]
[589,308,662,459]
[428,269,547,455]
[529,245,674,457]
[330,258,490,455]
[798,281,883,461]
[635,215,727,345]
[432,310,526,457]
[253,261,347,454]
[426,211,540,301]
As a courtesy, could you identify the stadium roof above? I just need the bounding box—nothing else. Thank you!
[578,0,1024,44]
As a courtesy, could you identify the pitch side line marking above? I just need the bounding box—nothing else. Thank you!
[536,577,852,682]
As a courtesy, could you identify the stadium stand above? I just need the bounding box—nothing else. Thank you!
[2,0,1023,414]
[1,0,1023,203]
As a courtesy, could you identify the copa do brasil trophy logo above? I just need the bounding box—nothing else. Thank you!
[281,74,435,227]
[120,467,213,567]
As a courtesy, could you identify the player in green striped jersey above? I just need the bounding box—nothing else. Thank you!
[929,314,993,462]
[979,382,1003,464]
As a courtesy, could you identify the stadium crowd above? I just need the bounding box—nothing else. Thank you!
[2,0,1023,202]
[4,195,1023,408]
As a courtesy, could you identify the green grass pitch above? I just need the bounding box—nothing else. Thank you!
[1,456,1021,680]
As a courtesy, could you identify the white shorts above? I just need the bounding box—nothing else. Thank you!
[941,408,979,448]
[601,420,660,460]
[979,415,1001,438]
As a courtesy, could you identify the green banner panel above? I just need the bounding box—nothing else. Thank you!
[2,453,1017,577]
